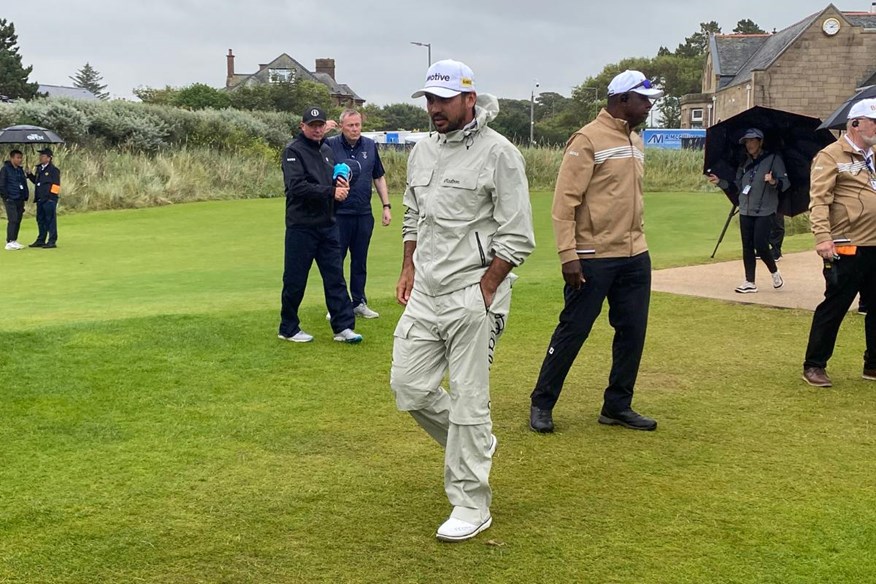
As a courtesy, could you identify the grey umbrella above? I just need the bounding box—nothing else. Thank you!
[817,85,876,131]
[0,124,65,144]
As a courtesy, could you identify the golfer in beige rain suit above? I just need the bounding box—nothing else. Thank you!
[390,59,535,542]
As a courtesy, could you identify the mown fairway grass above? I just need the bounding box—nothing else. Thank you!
[1,192,873,583]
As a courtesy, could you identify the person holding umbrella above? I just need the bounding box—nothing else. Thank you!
[802,98,876,388]
[0,149,29,250]
[25,147,61,248]
[708,128,789,293]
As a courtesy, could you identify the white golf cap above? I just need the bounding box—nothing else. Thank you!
[411,59,476,99]
[607,70,664,99]
[848,98,876,120]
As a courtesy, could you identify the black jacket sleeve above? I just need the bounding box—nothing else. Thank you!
[282,145,334,201]
[0,166,6,198]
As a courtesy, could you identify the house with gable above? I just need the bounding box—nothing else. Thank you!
[224,50,364,107]
[680,4,876,128]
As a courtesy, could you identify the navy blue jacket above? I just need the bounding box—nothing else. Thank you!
[0,161,29,201]
[282,132,338,228]
[325,135,385,216]
[28,162,61,202]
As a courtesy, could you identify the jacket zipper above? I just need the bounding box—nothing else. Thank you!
[475,232,486,267]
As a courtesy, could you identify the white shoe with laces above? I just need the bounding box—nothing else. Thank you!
[11,241,24,250]
[333,328,363,344]
[735,281,758,294]
[436,515,493,542]
[353,303,380,319]
[278,331,314,343]
[5,242,18,251]
[771,271,784,289]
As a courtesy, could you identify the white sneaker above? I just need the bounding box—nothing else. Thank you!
[436,516,493,542]
[5,242,18,251]
[333,328,363,344]
[11,241,24,250]
[353,303,380,319]
[278,331,314,343]
[487,434,498,458]
[771,271,784,289]
[735,281,758,294]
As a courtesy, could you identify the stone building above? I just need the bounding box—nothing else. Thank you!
[224,50,364,107]
[680,4,876,128]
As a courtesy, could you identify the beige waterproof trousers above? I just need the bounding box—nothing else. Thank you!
[390,276,513,524]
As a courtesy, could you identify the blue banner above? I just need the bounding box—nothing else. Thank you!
[643,129,707,150]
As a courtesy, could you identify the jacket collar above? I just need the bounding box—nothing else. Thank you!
[595,109,632,135]
[296,132,324,149]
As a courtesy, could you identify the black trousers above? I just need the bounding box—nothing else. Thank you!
[740,214,778,282]
[4,199,25,242]
[336,213,375,308]
[279,225,356,337]
[804,247,876,369]
[769,213,785,257]
[531,252,651,414]
[35,198,58,244]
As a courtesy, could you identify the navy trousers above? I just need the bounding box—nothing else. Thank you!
[531,253,652,414]
[804,247,876,369]
[4,199,25,242]
[35,198,58,244]
[279,225,356,337]
[336,213,375,307]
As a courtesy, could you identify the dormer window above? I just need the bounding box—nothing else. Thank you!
[269,68,294,83]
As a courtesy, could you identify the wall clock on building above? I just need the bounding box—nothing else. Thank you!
[822,17,841,36]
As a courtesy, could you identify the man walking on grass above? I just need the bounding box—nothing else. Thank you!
[529,70,662,434]
[277,106,363,345]
[802,98,876,387]
[390,60,535,542]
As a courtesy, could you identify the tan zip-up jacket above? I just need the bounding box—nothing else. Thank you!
[402,94,536,296]
[809,138,876,245]
[553,109,647,263]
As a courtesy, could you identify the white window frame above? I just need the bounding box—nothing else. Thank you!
[268,68,294,83]
[691,108,704,122]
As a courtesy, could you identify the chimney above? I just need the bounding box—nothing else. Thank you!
[315,58,336,81]
[226,49,235,82]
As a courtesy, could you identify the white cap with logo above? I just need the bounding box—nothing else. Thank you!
[848,98,876,120]
[412,59,476,99]
[607,70,664,99]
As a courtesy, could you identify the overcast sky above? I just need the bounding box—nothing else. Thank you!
[2,0,855,105]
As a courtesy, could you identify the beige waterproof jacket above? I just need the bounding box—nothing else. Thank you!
[552,109,648,263]
[402,94,536,296]
[809,138,876,245]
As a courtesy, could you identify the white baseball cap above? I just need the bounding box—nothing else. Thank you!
[411,59,476,99]
[848,98,876,120]
[607,70,664,99]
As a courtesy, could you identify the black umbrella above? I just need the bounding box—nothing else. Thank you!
[0,124,65,145]
[704,106,835,217]
[818,85,876,131]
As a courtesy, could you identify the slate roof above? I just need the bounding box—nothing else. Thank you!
[844,13,876,28]
[38,84,98,101]
[724,13,819,89]
[230,54,363,102]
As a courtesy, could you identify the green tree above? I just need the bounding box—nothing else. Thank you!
[0,19,38,100]
[377,103,429,131]
[171,83,231,110]
[70,62,109,100]
[733,19,765,34]
[655,96,681,128]
[359,103,387,131]
[675,21,722,58]
[228,79,332,114]
[133,85,179,105]
[492,98,532,143]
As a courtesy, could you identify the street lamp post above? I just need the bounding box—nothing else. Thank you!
[530,81,540,146]
[410,41,433,131]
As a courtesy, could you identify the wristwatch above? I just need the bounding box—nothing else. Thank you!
[383,203,392,209]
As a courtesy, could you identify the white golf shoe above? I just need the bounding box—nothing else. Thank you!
[436,515,493,542]
[353,303,380,319]
[333,328,363,344]
[278,331,314,343]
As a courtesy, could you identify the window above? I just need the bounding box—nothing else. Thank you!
[691,109,704,122]
[268,68,294,83]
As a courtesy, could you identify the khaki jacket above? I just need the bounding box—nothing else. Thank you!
[809,138,876,245]
[402,94,536,296]
[552,109,647,263]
